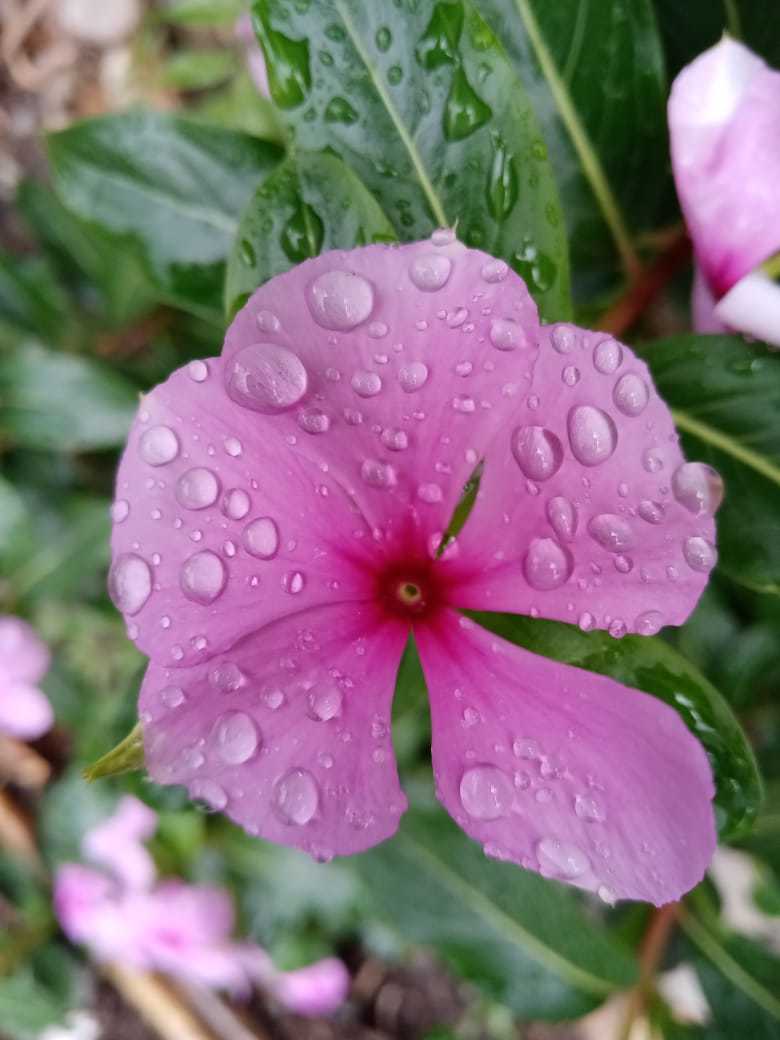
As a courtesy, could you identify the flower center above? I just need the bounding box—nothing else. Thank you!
[398,580,423,606]
[377,559,442,622]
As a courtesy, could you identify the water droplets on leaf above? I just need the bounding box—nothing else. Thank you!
[281,201,324,263]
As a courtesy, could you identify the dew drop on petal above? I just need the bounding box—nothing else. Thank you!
[593,338,623,374]
[567,405,617,466]
[222,488,251,521]
[671,463,724,516]
[613,372,649,416]
[307,684,343,721]
[351,370,382,397]
[551,325,576,354]
[683,536,717,572]
[490,317,525,351]
[274,768,319,825]
[307,270,374,330]
[546,496,578,541]
[452,394,476,413]
[187,360,209,382]
[638,499,665,524]
[398,361,429,392]
[380,428,408,451]
[175,467,220,510]
[459,765,513,820]
[139,425,179,466]
[574,794,606,822]
[242,517,279,559]
[211,711,259,765]
[409,252,452,291]
[587,513,635,552]
[417,482,443,504]
[361,459,397,489]
[635,610,664,635]
[284,570,306,594]
[160,685,185,709]
[109,554,152,615]
[511,426,563,481]
[431,228,456,246]
[481,258,508,282]
[180,551,227,605]
[190,779,228,811]
[225,343,308,413]
[524,537,573,590]
[208,661,245,692]
[111,499,130,524]
[256,309,280,333]
[224,437,243,457]
[536,838,590,878]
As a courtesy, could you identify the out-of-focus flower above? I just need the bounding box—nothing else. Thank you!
[54,797,349,1012]
[669,37,780,345]
[236,13,270,98]
[0,616,53,740]
[109,236,721,906]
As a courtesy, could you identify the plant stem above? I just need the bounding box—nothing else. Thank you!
[618,902,680,1040]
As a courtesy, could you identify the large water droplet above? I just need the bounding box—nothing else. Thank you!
[537,838,590,878]
[588,514,635,553]
[638,499,665,524]
[139,425,179,466]
[180,551,227,605]
[671,463,724,516]
[307,684,343,721]
[593,338,623,374]
[635,610,664,635]
[490,317,525,351]
[307,270,373,330]
[274,767,319,825]
[524,538,573,590]
[175,467,220,510]
[351,370,382,397]
[222,488,251,521]
[211,711,259,765]
[683,536,717,572]
[111,499,130,524]
[511,426,563,481]
[409,252,452,291]
[380,428,408,451]
[109,554,152,615]
[361,459,397,489]
[242,517,279,559]
[567,406,617,466]
[226,343,307,413]
[399,361,429,392]
[208,661,245,692]
[551,326,576,354]
[444,67,492,141]
[546,496,577,541]
[613,372,649,416]
[459,765,513,820]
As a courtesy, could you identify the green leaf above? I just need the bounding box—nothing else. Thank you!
[163,49,237,91]
[0,253,70,345]
[353,808,637,1020]
[0,968,70,1037]
[638,334,780,596]
[252,0,570,320]
[654,0,780,79]
[0,476,26,561]
[158,0,244,25]
[478,0,667,297]
[472,613,762,841]
[225,149,396,315]
[0,342,137,452]
[47,111,282,320]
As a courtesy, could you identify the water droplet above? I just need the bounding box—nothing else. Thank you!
[139,425,179,466]
[190,779,227,811]
[481,259,508,282]
[613,372,649,416]
[417,482,443,504]
[598,884,617,906]
[211,712,259,765]
[574,793,605,823]
[380,428,408,451]
[399,361,429,392]
[683,536,717,572]
[225,343,307,413]
[175,467,220,510]
[524,538,573,590]
[459,765,513,820]
[587,514,635,552]
[578,611,595,631]
[551,326,576,354]
[111,499,130,524]
[351,370,382,397]
[489,317,525,351]
[511,426,563,481]
[284,570,306,594]
[513,738,540,760]
[642,447,664,473]
[242,517,279,559]
[324,95,359,124]
[593,338,623,374]
[487,139,518,219]
[671,463,724,516]
[109,554,152,615]
[222,488,251,521]
[567,406,617,466]
[307,270,373,330]
[562,365,580,386]
[256,309,280,333]
[281,201,324,263]
[208,661,245,692]
[546,496,578,541]
[638,499,665,524]
[224,437,242,457]
[264,688,285,711]
[537,838,590,878]
[298,407,330,435]
[361,459,397,488]
[187,359,209,382]
[274,768,319,825]
[444,67,492,140]
[375,25,392,51]
[452,394,476,413]
[180,551,227,605]
[160,685,185,709]
[409,252,452,291]
[307,684,343,721]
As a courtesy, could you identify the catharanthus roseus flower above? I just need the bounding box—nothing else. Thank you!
[669,37,780,345]
[236,13,270,98]
[55,796,349,1013]
[0,616,53,740]
[108,236,722,905]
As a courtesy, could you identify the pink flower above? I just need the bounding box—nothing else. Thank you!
[669,38,780,345]
[0,615,53,740]
[109,237,720,905]
[236,13,270,99]
[55,797,348,1010]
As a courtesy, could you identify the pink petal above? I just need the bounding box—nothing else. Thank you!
[55,865,147,965]
[0,682,53,739]
[714,270,780,347]
[0,615,49,684]
[692,265,728,334]
[139,602,408,858]
[221,238,540,555]
[447,323,719,637]
[669,38,780,295]
[82,796,157,890]
[416,611,716,905]
[272,957,350,1017]
[236,13,270,98]
[109,358,376,667]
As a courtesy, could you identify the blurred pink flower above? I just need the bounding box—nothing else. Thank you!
[0,616,53,740]
[236,13,270,98]
[669,37,780,345]
[55,797,349,1010]
[109,237,720,905]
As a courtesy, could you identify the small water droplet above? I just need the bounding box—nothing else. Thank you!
[567,405,618,466]
[638,499,665,524]
[635,610,664,635]
[613,372,649,416]
[588,514,635,552]
[537,838,590,878]
[139,425,179,466]
[111,499,130,524]
[683,536,717,572]
[224,436,242,458]
[593,338,623,374]
[176,467,220,510]
[672,463,724,516]
[109,554,152,615]
[274,767,319,825]
[489,317,525,351]
[460,765,513,820]
[190,779,227,812]
[242,517,279,559]
[284,570,306,594]
[307,684,343,721]
[298,407,330,434]
[211,711,259,765]
[417,482,443,504]
[481,259,508,282]
[380,428,408,451]
[524,538,572,590]
[256,309,280,333]
[511,426,563,481]
[351,370,382,397]
[226,343,307,413]
[546,496,578,541]
[409,252,452,291]
[307,270,373,330]
[551,326,576,354]
[361,458,397,488]
[452,394,476,413]
[160,685,185,709]
[180,551,227,605]
[208,661,245,692]
[399,361,429,392]
[187,359,209,382]
[222,488,251,521]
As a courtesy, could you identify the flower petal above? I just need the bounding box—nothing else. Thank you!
[140,602,408,858]
[82,795,157,890]
[447,323,718,636]
[0,615,49,685]
[0,682,53,740]
[692,265,728,334]
[110,359,376,667]
[272,957,350,1017]
[714,270,780,348]
[221,238,540,551]
[416,611,716,905]
[669,38,780,294]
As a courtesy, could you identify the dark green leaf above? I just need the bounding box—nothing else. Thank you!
[0,342,137,451]
[47,111,282,320]
[654,0,780,79]
[638,334,780,596]
[225,149,396,315]
[353,808,637,1020]
[0,968,70,1037]
[478,0,668,299]
[252,0,570,320]
[0,476,26,561]
[472,613,762,840]
[0,253,70,345]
